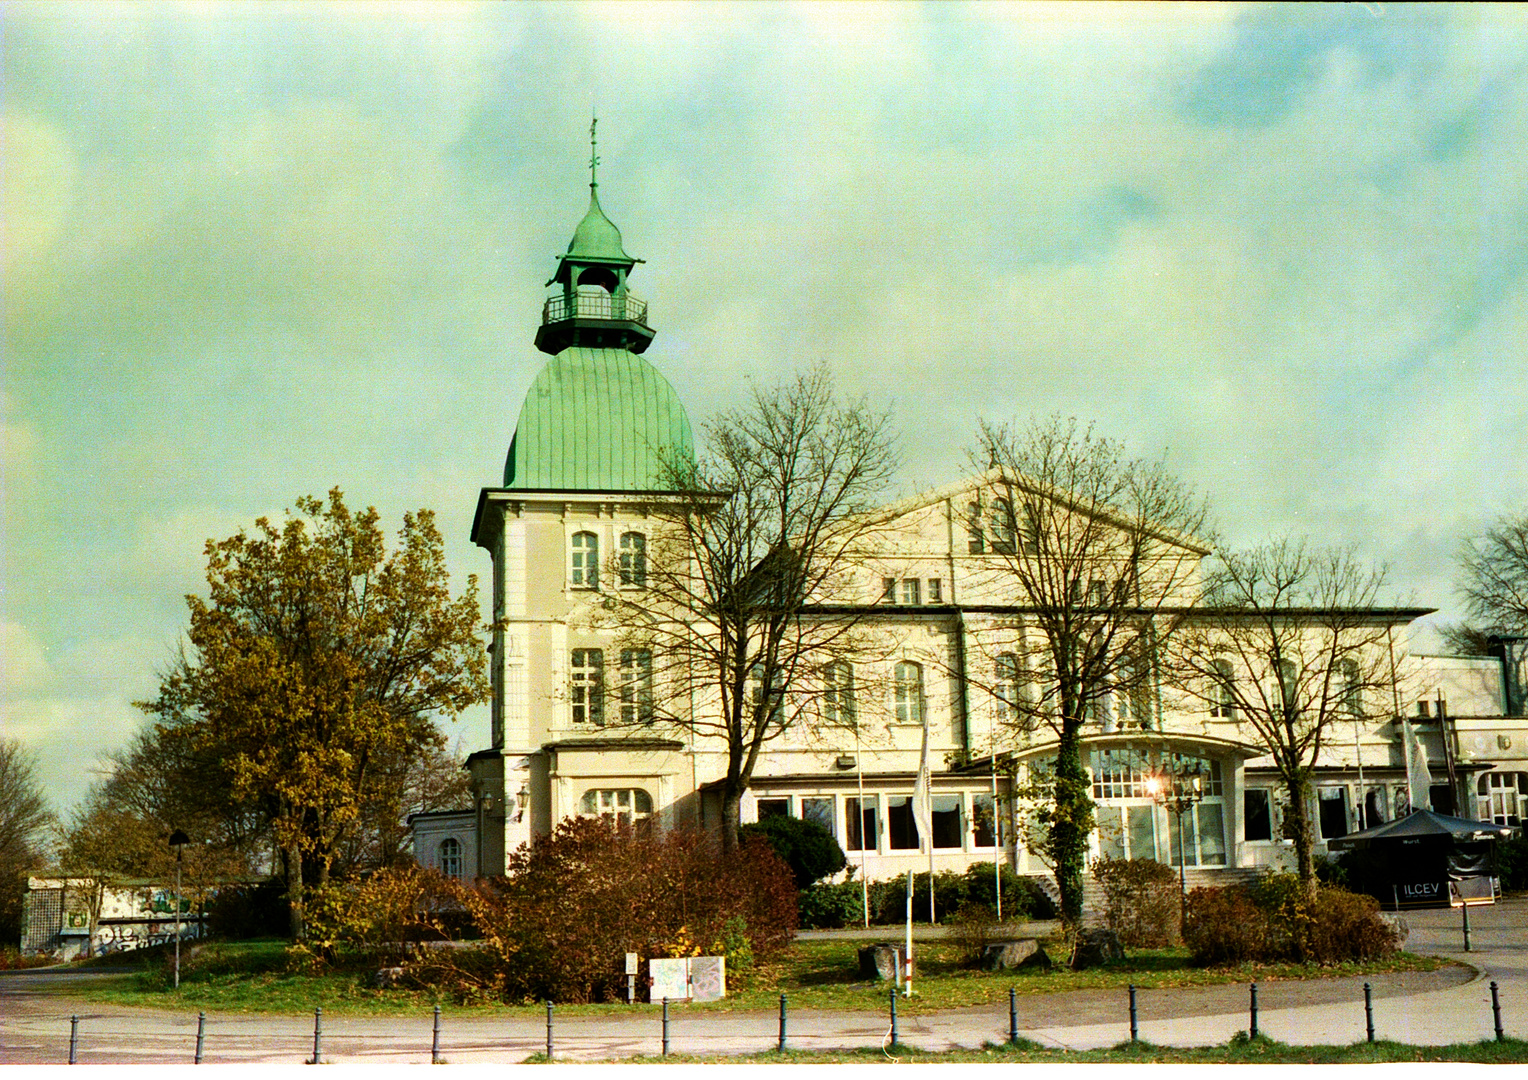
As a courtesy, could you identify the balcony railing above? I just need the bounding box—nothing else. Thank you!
[543,291,649,327]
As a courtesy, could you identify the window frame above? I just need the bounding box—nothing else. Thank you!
[619,648,654,724]
[570,530,600,589]
[894,660,924,725]
[438,837,462,879]
[618,531,647,588]
[570,648,605,726]
[822,661,856,726]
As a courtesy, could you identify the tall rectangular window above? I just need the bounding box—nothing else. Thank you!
[846,795,878,852]
[894,661,923,724]
[989,498,1017,554]
[570,648,604,725]
[882,577,897,602]
[1243,789,1273,842]
[1340,658,1362,717]
[995,654,1022,725]
[619,648,653,724]
[931,795,962,849]
[887,795,919,850]
[1317,787,1349,840]
[750,664,783,724]
[900,578,921,605]
[971,793,997,848]
[801,796,835,839]
[1211,658,1236,718]
[619,532,646,587]
[927,578,942,602]
[571,531,599,589]
[756,798,789,820]
[966,502,984,554]
[823,661,856,726]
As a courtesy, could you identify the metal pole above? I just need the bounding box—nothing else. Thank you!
[1128,984,1139,1042]
[1462,899,1472,952]
[778,993,787,1052]
[1491,981,1504,1042]
[888,986,899,1046]
[662,997,670,1057]
[1175,803,1188,937]
[545,1000,554,1061]
[1249,983,1259,1040]
[69,1015,78,1065]
[195,1011,206,1064]
[312,1007,322,1065]
[1363,983,1374,1043]
[174,850,183,990]
[432,1004,441,1064]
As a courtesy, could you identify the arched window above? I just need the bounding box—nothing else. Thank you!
[894,661,924,725]
[571,648,604,725]
[989,499,1017,555]
[571,531,599,588]
[579,787,653,828]
[966,502,985,554]
[1211,658,1236,718]
[619,532,646,587]
[823,661,856,726]
[995,654,1022,724]
[438,837,462,879]
[1340,658,1362,717]
[619,648,654,724]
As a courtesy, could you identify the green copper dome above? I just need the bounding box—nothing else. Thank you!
[564,189,634,265]
[504,347,694,490]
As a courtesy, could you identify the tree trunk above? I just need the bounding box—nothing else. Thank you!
[1051,723,1094,926]
[1284,775,1318,898]
[720,784,743,854]
[283,843,305,940]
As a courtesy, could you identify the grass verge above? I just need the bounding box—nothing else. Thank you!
[54,936,1450,1017]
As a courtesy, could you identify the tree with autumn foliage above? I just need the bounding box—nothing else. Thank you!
[138,490,490,938]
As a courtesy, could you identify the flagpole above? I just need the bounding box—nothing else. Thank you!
[855,722,869,929]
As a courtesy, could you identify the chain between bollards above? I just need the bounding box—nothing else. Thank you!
[888,985,899,1046]
[1128,984,1138,1042]
[311,1007,323,1065]
[432,1004,441,1064]
[195,1011,206,1064]
[1009,986,1019,1045]
[1491,981,1504,1042]
[662,997,670,1057]
[545,1000,554,1061]
[778,993,788,1052]
[1363,982,1374,1043]
[69,1015,78,1065]
[1249,982,1259,1040]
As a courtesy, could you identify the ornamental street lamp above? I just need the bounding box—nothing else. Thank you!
[1144,760,1207,937]
[168,829,190,989]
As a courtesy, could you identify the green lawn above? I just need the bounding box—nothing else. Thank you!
[60,935,1448,1018]
[608,1035,1528,1064]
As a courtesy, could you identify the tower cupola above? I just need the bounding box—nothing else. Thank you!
[535,119,656,356]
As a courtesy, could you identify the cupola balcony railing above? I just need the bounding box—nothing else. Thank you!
[543,291,649,327]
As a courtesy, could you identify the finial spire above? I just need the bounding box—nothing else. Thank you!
[589,115,599,189]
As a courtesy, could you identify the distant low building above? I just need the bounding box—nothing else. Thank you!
[22,876,201,959]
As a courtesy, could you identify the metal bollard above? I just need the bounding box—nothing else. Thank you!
[889,985,899,1046]
[778,993,787,1052]
[1491,981,1504,1042]
[1128,984,1139,1042]
[662,997,670,1057]
[545,1000,554,1061]
[1249,983,1259,1040]
[1462,901,1472,952]
[432,1004,441,1064]
[312,1007,323,1065]
[1363,983,1374,1043]
[69,1015,78,1065]
[1009,986,1019,1045]
[195,1011,206,1064]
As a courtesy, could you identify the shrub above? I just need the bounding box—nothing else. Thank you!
[1091,856,1181,947]
[866,871,968,925]
[289,864,455,971]
[205,881,290,940]
[798,878,866,929]
[961,862,1033,921]
[430,819,797,1003]
[740,816,847,889]
[948,902,999,966]
[1184,878,1399,967]
[1497,833,1528,893]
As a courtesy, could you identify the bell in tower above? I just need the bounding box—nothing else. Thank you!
[534,118,656,356]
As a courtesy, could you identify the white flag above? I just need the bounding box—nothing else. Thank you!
[911,714,933,851]
[1405,717,1433,812]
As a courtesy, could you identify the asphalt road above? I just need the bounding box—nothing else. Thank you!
[1,900,1523,1064]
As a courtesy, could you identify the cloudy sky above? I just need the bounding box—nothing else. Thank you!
[5,1,1526,815]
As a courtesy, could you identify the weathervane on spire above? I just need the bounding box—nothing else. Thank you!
[589,115,599,189]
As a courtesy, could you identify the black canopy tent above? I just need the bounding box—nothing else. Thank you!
[1328,809,1517,908]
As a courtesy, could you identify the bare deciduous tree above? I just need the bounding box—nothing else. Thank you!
[973,416,1209,924]
[1167,538,1405,896]
[1457,514,1528,634]
[1,738,55,942]
[601,368,898,851]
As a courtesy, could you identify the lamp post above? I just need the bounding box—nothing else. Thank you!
[1146,759,1205,936]
[168,829,190,989]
